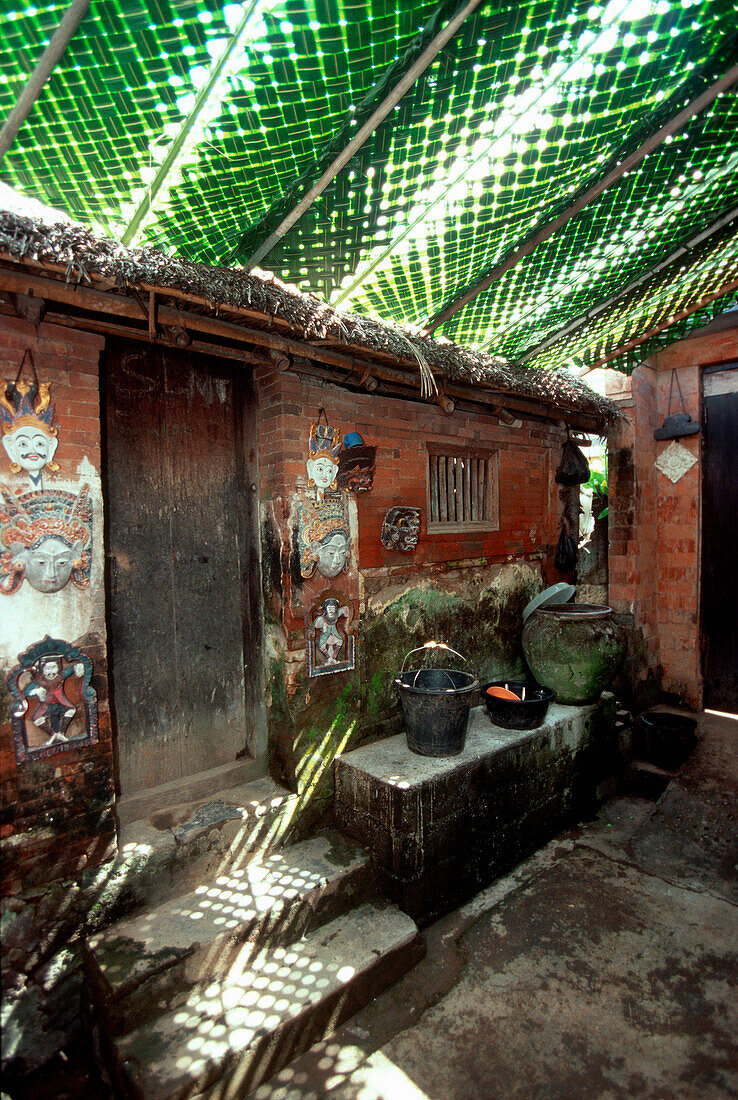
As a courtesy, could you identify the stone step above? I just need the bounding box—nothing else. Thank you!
[82,777,301,941]
[110,903,424,1100]
[86,832,373,1035]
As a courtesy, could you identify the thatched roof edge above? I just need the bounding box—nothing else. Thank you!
[0,210,620,426]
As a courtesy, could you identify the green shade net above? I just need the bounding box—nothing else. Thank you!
[0,0,736,371]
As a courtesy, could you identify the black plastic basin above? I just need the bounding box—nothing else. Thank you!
[637,711,697,769]
[482,680,554,731]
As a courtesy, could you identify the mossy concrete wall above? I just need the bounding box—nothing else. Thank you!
[361,561,542,724]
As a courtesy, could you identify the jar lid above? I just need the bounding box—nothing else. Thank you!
[522,582,576,622]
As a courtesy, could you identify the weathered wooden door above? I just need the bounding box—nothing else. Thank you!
[701,363,738,713]
[105,342,265,815]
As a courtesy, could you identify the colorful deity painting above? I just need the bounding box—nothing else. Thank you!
[381,507,421,553]
[298,492,351,579]
[1,367,60,487]
[296,416,353,580]
[305,595,355,677]
[7,636,98,762]
[0,483,92,594]
[306,418,341,503]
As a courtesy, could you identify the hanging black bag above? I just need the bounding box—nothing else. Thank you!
[555,434,590,486]
[653,369,700,439]
[554,521,577,572]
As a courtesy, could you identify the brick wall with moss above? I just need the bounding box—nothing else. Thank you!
[256,365,567,806]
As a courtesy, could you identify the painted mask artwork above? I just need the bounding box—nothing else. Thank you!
[7,636,98,762]
[0,483,92,594]
[298,494,351,580]
[337,433,376,493]
[305,595,355,677]
[381,507,421,552]
[306,419,341,503]
[1,371,60,487]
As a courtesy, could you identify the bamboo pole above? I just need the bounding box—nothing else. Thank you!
[578,278,738,374]
[425,63,738,334]
[0,0,91,160]
[244,0,483,270]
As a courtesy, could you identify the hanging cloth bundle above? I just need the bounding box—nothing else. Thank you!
[554,516,577,572]
[654,369,700,440]
[555,429,590,486]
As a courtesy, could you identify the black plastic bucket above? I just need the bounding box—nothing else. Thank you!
[637,711,697,769]
[395,646,478,757]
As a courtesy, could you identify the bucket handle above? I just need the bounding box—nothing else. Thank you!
[400,642,470,673]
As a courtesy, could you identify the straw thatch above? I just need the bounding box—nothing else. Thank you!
[0,209,619,425]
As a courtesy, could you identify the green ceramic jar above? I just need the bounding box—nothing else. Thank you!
[522,604,625,704]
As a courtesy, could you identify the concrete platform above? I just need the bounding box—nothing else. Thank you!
[253,709,738,1099]
[335,698,615,921]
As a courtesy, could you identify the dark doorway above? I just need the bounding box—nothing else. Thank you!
[104,341,266,821]
[701,363,738,713]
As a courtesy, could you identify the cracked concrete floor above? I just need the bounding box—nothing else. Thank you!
[255,710,738,1100]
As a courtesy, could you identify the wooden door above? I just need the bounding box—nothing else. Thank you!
[105,342,265,811]
[701,363,738,713]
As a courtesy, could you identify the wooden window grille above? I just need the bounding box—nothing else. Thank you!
[426,447,499,532]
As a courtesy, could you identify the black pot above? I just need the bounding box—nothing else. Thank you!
[482,680,554,731]
[395,667,478,757]
[637,711,697,769]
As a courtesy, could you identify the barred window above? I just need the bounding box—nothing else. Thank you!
[426,447,499,532]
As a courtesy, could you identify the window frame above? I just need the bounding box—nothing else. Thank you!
[425,443,500,534]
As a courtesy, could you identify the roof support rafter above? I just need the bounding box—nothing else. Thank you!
[120,0,264,247]
[578,278,738,375]
[517,206,738,365]
[242,0,484,270]
[0,0,91,160]
[424,57,738,335]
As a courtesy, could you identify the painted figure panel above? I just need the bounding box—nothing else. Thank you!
[306,595,355,677]
[7,636,99,762]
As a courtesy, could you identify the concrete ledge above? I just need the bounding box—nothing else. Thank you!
[335,699,615,923]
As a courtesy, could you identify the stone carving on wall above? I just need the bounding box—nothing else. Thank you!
[654,440,698,484]
[0,482,92,594]
[337,432,376,493]
[1,355,60,487]
[7,636,99,762]
[305,595,355,677]
[381,507,421,552]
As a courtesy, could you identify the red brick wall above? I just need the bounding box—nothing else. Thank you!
[257,365,565,655]
[606,326,738,709]
[0,318,115,895]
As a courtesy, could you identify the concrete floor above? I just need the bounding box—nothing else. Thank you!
[256,709,738,1100]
